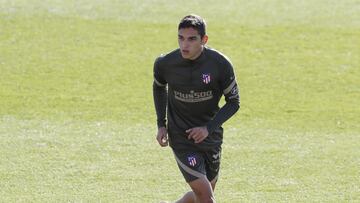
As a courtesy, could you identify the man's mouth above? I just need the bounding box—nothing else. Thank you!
[182,50,189,54]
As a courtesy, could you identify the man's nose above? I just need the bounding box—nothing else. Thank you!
[182,41,190,48]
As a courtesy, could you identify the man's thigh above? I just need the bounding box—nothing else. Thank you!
[172,146,222,183]
[172,149,207,182]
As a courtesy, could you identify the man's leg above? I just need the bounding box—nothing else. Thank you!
[175,176,217,203]
[172,148,219,203]
[174,191,195,203]
[188,176,215,203]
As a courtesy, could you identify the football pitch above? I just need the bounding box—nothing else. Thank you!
[0,0,359,202]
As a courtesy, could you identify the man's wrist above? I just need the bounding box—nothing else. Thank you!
[157,122,166,129]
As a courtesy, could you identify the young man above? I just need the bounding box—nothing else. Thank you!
[153,14,240,203]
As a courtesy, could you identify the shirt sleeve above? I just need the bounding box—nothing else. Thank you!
[220,59,240,104]
[153,57,167,87]
[153,57,168,128]
[206,58,240,134]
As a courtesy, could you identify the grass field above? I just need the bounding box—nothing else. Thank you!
[1,0,359,202]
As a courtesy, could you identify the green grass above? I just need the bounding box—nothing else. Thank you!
[1,0,359,202]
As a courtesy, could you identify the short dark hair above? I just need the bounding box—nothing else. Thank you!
[178,14,206,39]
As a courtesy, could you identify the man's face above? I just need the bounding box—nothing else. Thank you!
[178,27,208,60]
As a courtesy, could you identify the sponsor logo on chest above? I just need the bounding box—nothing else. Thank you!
[174,90,213,103]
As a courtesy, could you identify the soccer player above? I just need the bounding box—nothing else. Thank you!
[153,14,240,203]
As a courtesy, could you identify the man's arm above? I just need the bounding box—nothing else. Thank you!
[206,59,240,134]
[187,83,239,143]
[187,59,240,143]
[153,81,167,128]
[206,83,240,134]
[153,57,169,146]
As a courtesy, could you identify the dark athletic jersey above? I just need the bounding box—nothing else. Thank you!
[153,47,239,150]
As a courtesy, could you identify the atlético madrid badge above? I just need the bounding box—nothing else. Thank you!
[202,73,211,84]
[188,156,197,166]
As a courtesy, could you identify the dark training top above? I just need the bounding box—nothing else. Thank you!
[153,47,240,150]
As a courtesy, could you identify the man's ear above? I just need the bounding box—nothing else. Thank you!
[202,35,208,45]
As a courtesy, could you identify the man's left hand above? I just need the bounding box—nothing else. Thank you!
[186,126,209,144]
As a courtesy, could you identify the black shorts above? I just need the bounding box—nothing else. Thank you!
[172,146,222,183]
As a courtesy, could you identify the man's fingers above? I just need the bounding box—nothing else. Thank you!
[186,126,208,143]
[159,138,168,147]
[188,129,200,140]
[160,140,168,147]
[157,133,168,147]
[194,136,206,143]
[157,137,164,146]
[187,128,193,139]
[192,132,200,140]
[193,134,202,143]
[162,136,168,145]
[162,136,168,144]
[187,129,199,140]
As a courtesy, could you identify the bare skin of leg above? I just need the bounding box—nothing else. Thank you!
[175,177,217,203]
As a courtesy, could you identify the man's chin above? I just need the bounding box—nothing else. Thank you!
[181,53,192,59]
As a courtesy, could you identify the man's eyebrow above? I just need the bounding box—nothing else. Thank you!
[177,35,198,39]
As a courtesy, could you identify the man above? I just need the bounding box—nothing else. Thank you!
[153,14,240,203]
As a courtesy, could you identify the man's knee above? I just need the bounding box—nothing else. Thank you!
[197,196,215,203]
[188,177,216,203]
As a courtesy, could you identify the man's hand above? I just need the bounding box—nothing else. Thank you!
[156,127,168,147]
[186,126,209,144]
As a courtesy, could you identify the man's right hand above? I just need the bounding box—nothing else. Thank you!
[156,127,168,147]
